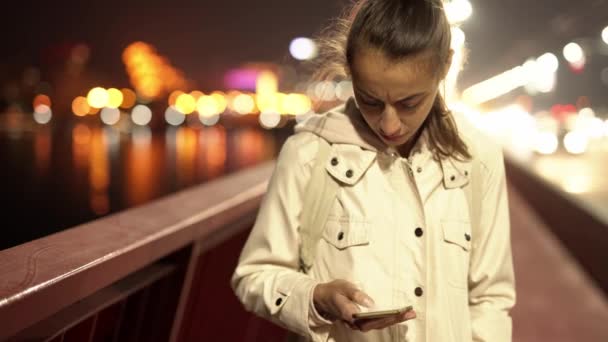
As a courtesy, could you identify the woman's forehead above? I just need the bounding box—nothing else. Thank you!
[350,48,437,98]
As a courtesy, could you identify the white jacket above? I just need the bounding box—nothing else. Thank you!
[231,98,515,341]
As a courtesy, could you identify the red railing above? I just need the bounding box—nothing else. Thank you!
[0,161,288,341]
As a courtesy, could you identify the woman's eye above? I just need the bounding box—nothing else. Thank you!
[400,101,420,110]
[360,98,383,107]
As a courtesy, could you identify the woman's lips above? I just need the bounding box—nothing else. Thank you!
[381,133,404,141]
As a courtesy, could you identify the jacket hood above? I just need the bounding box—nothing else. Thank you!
[294,97,390,153]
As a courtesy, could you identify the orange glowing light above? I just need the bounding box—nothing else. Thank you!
[72,96,90,116]
[88,106,100,115]
[123,41,188,101]
[190,90,204,101]
[120,88,137,108]
[33,94,51,109]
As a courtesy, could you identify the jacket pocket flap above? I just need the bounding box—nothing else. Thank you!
[441,220,471,251]
[322,217,370,250]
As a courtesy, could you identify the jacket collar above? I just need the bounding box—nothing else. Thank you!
[439,155,472,189]
[324,137,472,190]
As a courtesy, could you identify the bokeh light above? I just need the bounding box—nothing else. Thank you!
[87,87,109,108]
[602,26,608,45]
[120,88,137,108]
[199,114,221,126]
[169,90,185,106]
[190,90,204,101]
[33,94,51,109]
[100,107,121,125]
[445,0,473,24]
[165,106,186,126]
[131,104,152,126]
[314,81,337,102]
[563,42,584,63]
[451,27,466,48]
[72,96,90,116]
[282,93,312,115]
[259,111,281,129]
[289,37,318,61]
[106,88,124,108]
[175,93,196,114]
[256,71,278,95]
[33,104,52,124]
[533,132,558,155]
[197,95,221,117]
[211,92,228,114]
[335,81,354,102]
[563,131,588,154]
[233,94,256,115]
[122,41,187,101]
[536,53,559,73]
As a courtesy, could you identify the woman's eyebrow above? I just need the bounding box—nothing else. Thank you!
[354,87,381,101]
[355,87,425,102]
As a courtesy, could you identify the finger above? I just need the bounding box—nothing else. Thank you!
[351,290,375,308]
[342,285,374,308]
[357,316,398,332]
[334,294,362,324]
[403,310,417,321]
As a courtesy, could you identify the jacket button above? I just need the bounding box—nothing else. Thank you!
[465,171,469,176]
[275,298,283,306]
[417,167,422,173]
[415,227,423,237]
[331,157,339,166]
[346,170,354,178]
[450,175,456,181]
[465,233,471,241]
[414,287,423,297]
[337,231,344,240]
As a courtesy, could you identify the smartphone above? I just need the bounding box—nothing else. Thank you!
[352,305,413,321]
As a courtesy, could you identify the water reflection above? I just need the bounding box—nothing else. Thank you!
[89,128,109,215]
[176,127,198,187]
[0,113,284,250]
[126,126,160,206]
[34,126,51,177]
[198,125,227,179]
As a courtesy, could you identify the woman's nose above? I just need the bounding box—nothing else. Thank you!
[379,109,401,136]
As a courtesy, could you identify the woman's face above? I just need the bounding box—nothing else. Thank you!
[350,47,447,150]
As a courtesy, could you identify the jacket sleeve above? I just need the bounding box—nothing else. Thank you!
[468,147,516,341]
[230,133,333,341]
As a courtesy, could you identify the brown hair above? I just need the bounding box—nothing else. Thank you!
[311,0,471,161]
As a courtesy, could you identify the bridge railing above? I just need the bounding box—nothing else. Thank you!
[0,161,287,342]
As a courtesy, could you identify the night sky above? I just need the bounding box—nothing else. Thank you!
[1,0,607,109]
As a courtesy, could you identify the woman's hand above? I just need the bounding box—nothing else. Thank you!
[313,280,416,332]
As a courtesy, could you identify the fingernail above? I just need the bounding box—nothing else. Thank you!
[405,311,417,320]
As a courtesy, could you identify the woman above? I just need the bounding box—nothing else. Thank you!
[231,0,515,341]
